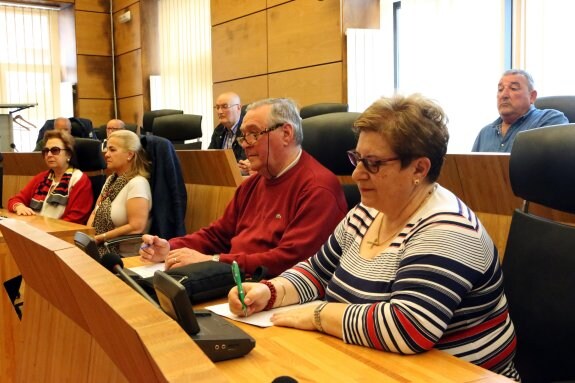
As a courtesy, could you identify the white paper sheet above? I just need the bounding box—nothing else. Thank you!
[128,262,165,278]
[205,301,321,328]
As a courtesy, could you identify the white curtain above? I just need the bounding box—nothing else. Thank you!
[0,5,61,152]
[519,0,575,96]
[157,0,213,148]
[394,0,506,152]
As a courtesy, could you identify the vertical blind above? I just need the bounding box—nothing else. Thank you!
[157,0,213,147]
[0,5,61,151]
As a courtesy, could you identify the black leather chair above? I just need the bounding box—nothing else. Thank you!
[300,103,349,120]
[534,95,575,123]
[73,138,107,210]
[142,109,183,135]
[152,113,202,149]
[301,112,360,210]
[502,123,575,383]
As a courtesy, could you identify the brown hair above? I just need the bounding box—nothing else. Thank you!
[43,129,76,158]
[353,94,449,182]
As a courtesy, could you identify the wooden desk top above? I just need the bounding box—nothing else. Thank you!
[0,208,94,243]
[123,258,511,383]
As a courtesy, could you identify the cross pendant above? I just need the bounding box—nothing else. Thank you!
[366,239,380,249]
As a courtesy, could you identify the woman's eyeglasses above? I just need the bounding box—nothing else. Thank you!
[347,150,399,174]
[42,147,68,156]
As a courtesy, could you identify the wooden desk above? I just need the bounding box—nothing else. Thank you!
[0,210,94,383]
[122,257,512,383]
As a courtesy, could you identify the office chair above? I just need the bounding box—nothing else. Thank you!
[73,138,107,210]
[142,109,183,135]
[301,112,361,210]
[300,102,349,120]
[534,95,575,123]
[502,123,575,383]
[152,114,203,149]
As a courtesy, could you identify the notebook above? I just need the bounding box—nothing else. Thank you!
[153,270,255,362]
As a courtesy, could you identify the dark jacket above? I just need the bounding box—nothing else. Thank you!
[208,115,246,162]
[141,135,187,240]
[35,117,96,151]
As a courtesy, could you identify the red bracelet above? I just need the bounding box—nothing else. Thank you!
[260,280,277,311]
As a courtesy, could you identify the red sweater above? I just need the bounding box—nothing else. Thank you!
[169,151,347,276]
[7,170,94,224]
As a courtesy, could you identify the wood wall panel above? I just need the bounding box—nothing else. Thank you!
[267,0,342,73]
[76,55,113,99]
[118,95,144,126]
[113,2,141,55]
[75,11,112,56]
[113,0,138,12]
[75,0,109,12]
[268,63,343,107]
[211,0,266,25]
[76,99,114,127]
[213,75,268,112]
[116,50,143,98]
[342,0,381,30]
[267,0,292,7]
[212,11,267,82]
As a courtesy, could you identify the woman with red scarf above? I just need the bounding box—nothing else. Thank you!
[8,130,93,224]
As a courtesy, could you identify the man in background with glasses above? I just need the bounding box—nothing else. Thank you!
[101,119,125,150]
[209,92,247,167]
[141,98,347,280]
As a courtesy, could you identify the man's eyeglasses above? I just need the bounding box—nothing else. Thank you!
[236,123,284,146]
[347,150,399,174]
[42,147,68,156]
[214,104,239,111]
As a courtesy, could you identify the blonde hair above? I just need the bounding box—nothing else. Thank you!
[108,130,150,179]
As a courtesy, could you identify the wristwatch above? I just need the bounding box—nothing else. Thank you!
[212,254,220,262]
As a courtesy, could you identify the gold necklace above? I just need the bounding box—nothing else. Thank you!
[367,183,437,249]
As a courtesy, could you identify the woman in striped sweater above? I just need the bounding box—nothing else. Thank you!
[229,94,520,380]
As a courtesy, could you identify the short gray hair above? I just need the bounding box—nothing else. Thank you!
[247,98,303,145]
[503,69,535,91]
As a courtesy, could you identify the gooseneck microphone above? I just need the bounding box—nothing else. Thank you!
[100,252,160,309]
[10,143,18,152]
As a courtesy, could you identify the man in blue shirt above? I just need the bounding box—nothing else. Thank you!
[472,69,568,152]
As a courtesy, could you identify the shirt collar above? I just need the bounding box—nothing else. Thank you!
[274,148,302,178]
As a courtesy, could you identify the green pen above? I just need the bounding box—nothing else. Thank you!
[231,261,247,317]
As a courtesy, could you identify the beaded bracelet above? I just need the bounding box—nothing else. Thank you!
[260,280,277,311]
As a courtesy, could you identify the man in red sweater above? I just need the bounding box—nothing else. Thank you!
[140,98,348,277]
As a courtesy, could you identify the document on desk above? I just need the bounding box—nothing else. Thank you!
[128,262,165,278]
[205,301,320,328]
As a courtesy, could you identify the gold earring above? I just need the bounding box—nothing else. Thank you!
[414,179,420,185]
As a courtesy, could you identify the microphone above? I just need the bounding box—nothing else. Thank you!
[100,252,160,309]
[10,143,18,152]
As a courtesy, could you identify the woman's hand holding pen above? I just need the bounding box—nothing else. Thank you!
[228,282,270,317]
[139,234,169,263]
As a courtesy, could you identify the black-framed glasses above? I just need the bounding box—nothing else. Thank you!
[42,147,68,156]
[347,150,399,174]
[236,123,284,146]
[214,103,239,111]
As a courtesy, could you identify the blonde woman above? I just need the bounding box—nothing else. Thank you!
[88,130,151,255]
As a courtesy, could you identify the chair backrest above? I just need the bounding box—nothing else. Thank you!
[142,109,183,135]
[152,114,202,149]
[74,138,107,209]
[140,135,187,240]
[502,124,575,382]
[534,95,575,123]
[301,112,360,209]
[37,117,96,143]
[300,103,349,120]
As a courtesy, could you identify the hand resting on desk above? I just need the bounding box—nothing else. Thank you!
[139,234,212,270]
